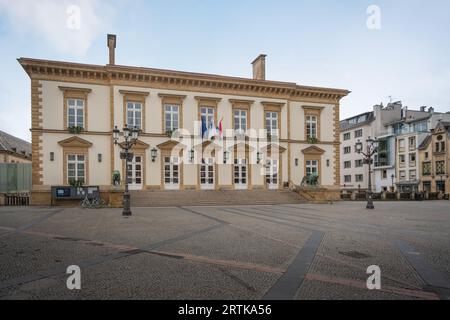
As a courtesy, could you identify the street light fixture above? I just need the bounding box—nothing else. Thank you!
[391,174,395,192]
[113,125,140,217]
[151,148,158,162]
[355,136,379,209]
[223,151,229,164]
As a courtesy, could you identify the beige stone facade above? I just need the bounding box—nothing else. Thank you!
[19,35,349,205]
[418,122,450,193]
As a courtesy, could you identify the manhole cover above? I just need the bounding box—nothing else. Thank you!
[338,251,371,259]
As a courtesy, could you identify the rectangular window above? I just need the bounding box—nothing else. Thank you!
[234,109,248,133]
[355,159,363,168]
[422,162,431,176]
[409,137,416,150]
[425,152,429,159]
[306,160,319,177]
[67,99,84,128]
[423,181,431,192]
[344,161,351,169]
[344,146,351,154]
[265,111,278,136]
[306,115,317,139]
[344,175,352,183]
[409,170,416,180]
[382,170,387,179]
[343,133,351,141]
[436,161,445,175]
[355,174,364,182]
[399,154,405,167]
[67,154,85,184]
[435,140,446,153]
[201,107,215,129]
[399,139,405,152]
[409,153,416,166]
[399,170,406,181]
[126,102,142,129]
[164,104,179,132]
[354,129,363,138]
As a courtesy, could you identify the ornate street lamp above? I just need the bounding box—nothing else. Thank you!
[391,174,395,191]
[355,136,379,209]
[113,124,140,217]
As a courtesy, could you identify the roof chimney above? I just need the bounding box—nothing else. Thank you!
[107,34,117,65]
[251,54,267,80]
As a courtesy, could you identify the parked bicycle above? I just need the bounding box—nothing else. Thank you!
[81,190,106,209]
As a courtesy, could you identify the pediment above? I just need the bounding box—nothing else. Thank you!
[120,139,150,150]
[260,143,287,154]
[58,136,93,148]
[228,142,255,152]
[301,146,325,155]
[157,140,187,150]
[194,140,222,151]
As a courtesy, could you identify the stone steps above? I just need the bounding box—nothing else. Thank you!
[129,189,307,207]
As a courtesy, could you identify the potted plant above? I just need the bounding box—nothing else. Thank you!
[68,126,84,134]
[165,129,173,138]
[307,137,318,144]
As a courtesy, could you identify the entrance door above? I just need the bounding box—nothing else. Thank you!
[265,159,279,189]
[127,155,143,190]
[164,156,180,190]
[200,158,215,190]
[234,158,248,189]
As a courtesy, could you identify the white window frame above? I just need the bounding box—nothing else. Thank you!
[126,101,142,129]
[201,107,215,128]
[67,154,85,183]
[164,104,179,132]
[306,115,317,139]
[306,160,318,177]
[234,109,247,133]
[266,111,279,136]
[67,99,85,128]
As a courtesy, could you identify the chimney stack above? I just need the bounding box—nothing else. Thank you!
[251,54,267,80]
[107,34,117,65]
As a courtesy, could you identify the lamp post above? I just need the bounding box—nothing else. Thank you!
[355,136,379,209]
[113,125,140,217]
[391,174,395,191]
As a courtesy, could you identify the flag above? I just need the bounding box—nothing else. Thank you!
[218,118,223,140]
[201,116,208,140]
[208,122,215,140]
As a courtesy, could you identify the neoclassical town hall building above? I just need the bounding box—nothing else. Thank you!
[19,35,349,205]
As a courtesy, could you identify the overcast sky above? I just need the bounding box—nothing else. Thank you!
[0,0,449,141]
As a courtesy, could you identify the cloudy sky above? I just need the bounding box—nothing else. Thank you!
[0,0,449,141]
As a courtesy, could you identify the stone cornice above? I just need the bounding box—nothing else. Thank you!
[18,57,350,103]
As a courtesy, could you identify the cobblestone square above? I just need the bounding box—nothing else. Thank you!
[0,201,449,300]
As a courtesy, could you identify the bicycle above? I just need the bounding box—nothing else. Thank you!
[81,191,106,209]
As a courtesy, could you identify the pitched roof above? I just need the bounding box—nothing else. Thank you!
[0,130,31,158]
[418,135,432,150]
[340,111,375,131]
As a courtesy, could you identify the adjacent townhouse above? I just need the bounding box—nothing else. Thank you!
[0,130,32,164]
[418,121,450,193]
[340,112,374,190]
[341,102,450,193]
